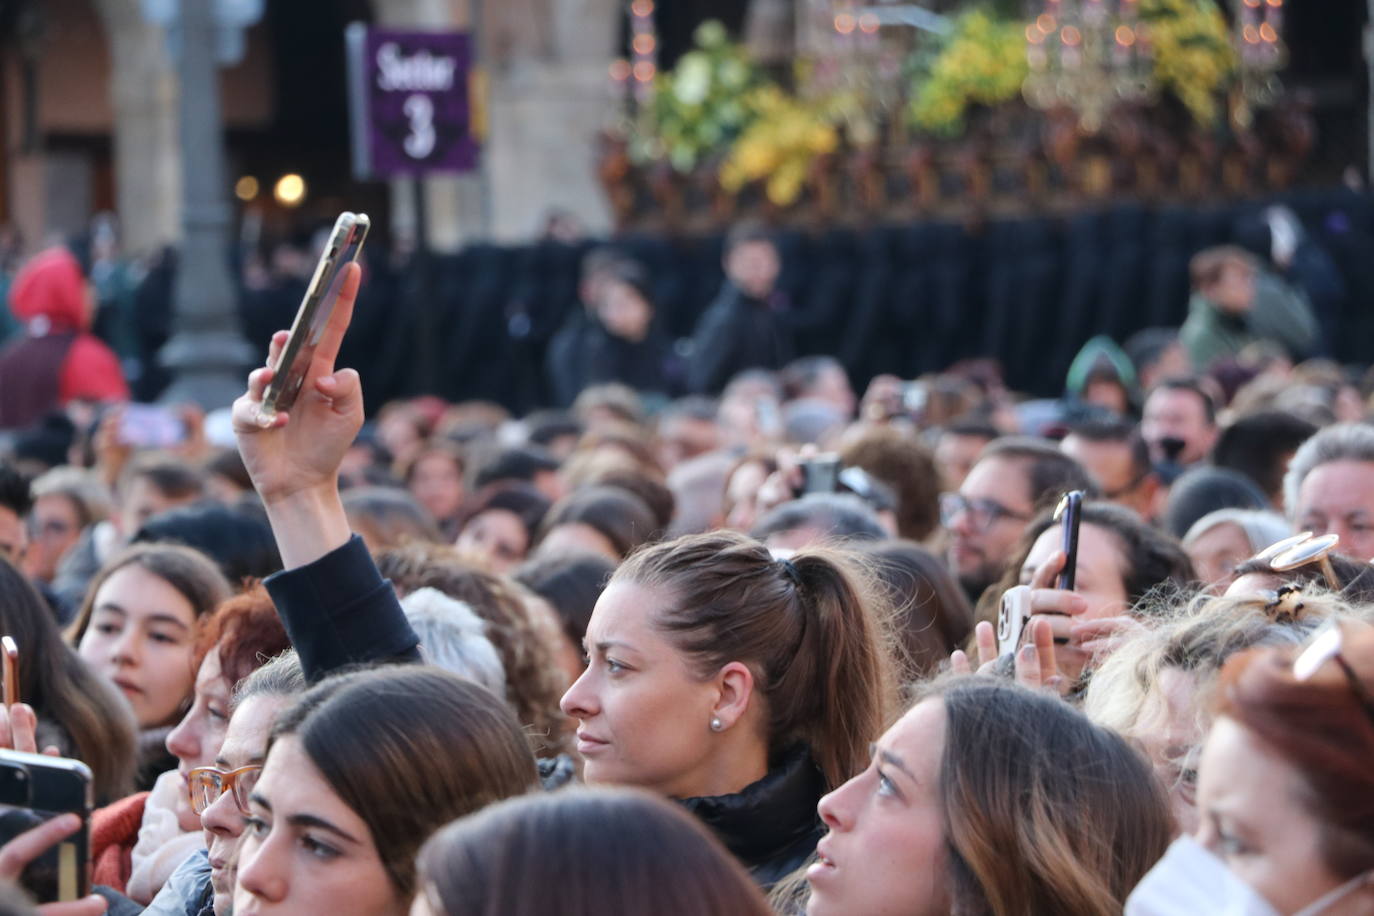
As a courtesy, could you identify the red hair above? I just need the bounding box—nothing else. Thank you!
[1217,628,1374,878]
[194,583,291,690]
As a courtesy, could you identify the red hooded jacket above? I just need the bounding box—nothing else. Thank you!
[0,247,129,428]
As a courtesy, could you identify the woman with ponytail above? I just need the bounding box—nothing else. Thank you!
[559,530,899,886]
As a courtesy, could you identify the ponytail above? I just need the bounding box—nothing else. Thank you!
[615,531,898,790]
[782,552,897,789]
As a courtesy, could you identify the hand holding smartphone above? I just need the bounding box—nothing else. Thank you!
[259,212,371,421]
[997,585,1033,658]
[0,750,92,903]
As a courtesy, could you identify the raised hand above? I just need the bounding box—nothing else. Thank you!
[232,262,363,567]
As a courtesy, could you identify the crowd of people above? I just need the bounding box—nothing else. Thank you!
[0,216,1370,915]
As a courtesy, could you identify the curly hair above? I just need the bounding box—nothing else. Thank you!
[193,583,292,691]
[375,542,569,756]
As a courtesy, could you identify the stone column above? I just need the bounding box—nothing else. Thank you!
[156,0,255,408]
[91,0,181,257]
[483,0,618,240]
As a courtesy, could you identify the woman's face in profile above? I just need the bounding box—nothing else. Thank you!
[1194,716,1359,915]
[809,699,950,916]
[559,581,724,798]
[234,736,403,916]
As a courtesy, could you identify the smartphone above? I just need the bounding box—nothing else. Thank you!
[997,585,1032,658]
[901,381,928,418]
[2,637,16,708]
[118,404,186,449]
[0,750,92,902]
[1054,490,1084,592]
[800,454,842,495]
[259,212,371,419]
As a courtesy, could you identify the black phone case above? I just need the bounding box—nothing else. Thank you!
[0,752,92,902]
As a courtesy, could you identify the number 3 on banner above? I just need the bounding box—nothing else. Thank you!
[403,94,436,159]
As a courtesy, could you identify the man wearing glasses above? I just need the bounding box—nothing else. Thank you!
[940,438,1093,603]
[1284,422,1374,562]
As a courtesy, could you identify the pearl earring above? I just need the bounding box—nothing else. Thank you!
[710,716,724,732]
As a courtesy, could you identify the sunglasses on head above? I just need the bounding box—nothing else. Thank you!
[1248,531,1341,590]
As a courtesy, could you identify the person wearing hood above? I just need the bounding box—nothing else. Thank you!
[1065,335,1138,419]
[0,246,129,429]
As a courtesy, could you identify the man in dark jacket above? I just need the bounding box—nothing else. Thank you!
[687,223,793,395]
[546,247,627,407]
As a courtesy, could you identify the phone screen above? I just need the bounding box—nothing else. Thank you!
[118,404,186,449]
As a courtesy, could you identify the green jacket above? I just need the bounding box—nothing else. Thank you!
[1180,270,1319,371]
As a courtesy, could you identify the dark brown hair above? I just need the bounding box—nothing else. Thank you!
[615,530,898,790]
[400,440,467,486]
[1217,629,1374,878]
[67,543,232,645]
[978,437,1095,513]
[342,486,443,550]
[536,485,659,559]
[858,540,973,681]
[270,666,538,899]
[983,501,1195,628]
[417,787,773,916]
[117,454,205,502]
[0,557,136,804]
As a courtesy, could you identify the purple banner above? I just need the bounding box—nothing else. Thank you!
[346,25,479,178]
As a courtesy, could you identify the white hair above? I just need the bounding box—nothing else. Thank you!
[1182,508,1292,554]
[1283,422,1374,519]
[400,588,507,700]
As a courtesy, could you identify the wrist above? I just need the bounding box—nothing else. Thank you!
[261,482,352,569]
[261,480,339,513]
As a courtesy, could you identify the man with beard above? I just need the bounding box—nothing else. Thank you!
[941,438,1092,604]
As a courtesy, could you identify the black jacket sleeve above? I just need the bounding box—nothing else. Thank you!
[687,295,741,395]
[263,535,421,683]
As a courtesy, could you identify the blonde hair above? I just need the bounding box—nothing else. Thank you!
[1084,591,1361,744]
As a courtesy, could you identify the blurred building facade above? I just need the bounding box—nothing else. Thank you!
[0,0,1368,258]
[0,0,624,257]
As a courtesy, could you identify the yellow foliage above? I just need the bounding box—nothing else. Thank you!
[720,87,841,205]
[909,10,1028,136]
[1141,0,1237,125]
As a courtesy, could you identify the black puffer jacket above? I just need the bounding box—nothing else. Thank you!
[679,744,826,889]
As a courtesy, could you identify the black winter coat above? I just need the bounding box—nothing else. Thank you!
[679,744,826,889]
[687,284,793,395]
